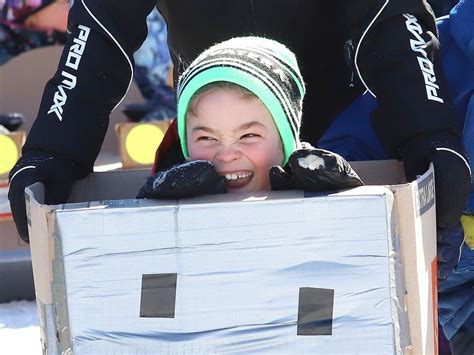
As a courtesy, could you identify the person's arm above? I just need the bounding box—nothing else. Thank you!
[356,9,459,159]
[8,0,156,242]
[342,1,471,282]
[23,0,156,171]
[346,1,471,228]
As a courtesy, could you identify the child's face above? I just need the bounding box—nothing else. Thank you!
[186,88,284,193]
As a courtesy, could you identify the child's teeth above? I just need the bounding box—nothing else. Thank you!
[225,172,251,181]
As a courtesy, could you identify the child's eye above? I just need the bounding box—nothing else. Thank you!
[241,133,261,139]
[197,136,217,141]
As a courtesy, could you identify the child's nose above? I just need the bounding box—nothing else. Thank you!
[215,145,242,163]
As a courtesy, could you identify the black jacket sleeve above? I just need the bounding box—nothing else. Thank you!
[22,0,156,175]
[346,0,462,157]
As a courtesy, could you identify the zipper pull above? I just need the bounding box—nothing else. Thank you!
[344,39,355,88]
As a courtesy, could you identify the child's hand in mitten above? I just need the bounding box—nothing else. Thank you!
[137,160,227,199]
[270,144,364,192]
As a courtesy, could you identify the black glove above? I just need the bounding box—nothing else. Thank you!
[401,132,471,281]
[270,145,364,192]
[401,132,471,228]
[136,160,227,199]
[437,223,464,282]
[8,152,83,243]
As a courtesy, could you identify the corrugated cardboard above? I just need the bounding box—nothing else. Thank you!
[115,120,172,169]
[25,160,437,354]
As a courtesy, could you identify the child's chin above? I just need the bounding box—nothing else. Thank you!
[227,185,254,194]
[227,181,269,194]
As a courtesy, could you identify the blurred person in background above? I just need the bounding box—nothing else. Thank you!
[428,0,459,16]
[0,0,69,65]
[123,8,176,123]
[0,0,70,131]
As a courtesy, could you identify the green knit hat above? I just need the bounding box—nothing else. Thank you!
[176,36,306,164]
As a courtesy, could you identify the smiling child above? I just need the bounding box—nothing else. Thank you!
[137,36,362,199]
[176,37,305,193]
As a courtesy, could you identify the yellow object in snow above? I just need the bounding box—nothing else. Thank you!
[460,214,474,250]
[0,134,19,175]
[125,124,165,165]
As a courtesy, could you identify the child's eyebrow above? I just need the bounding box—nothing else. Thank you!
[192,126,217,134]
[238,121,266,130]
[191,121,265,133]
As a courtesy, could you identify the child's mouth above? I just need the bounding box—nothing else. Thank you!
[223,171,253,189]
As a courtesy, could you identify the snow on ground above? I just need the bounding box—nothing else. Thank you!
[0,301,41,355]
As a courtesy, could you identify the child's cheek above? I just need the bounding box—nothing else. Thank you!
[252,149,273,179]
[259,170,272,191]
[187,142,203,160]
[188,144,215,162]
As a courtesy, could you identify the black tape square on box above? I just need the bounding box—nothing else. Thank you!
[297,287,334,336]
[140,273,177,318]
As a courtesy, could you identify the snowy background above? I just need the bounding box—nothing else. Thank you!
[0,301,41,355]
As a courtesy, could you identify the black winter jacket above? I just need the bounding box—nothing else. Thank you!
[23,0,460,175]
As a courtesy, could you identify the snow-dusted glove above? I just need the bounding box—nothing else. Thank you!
[8,152,83,243]
[401,132,471,228]
[437,223,464,282]
[136,160,227,199]
[270,145,364,192]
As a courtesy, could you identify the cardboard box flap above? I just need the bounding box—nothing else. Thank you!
[391,164,437,355]
[179,186,393,213]
[25,182,54,305]
[68,169,149,203]
[64,159,406,205]
[350,159,406,185]
[63,186,394,214]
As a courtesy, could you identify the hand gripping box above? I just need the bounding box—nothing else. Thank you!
[25,160,437,355]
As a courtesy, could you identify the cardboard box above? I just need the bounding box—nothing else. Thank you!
[115,120,172,169]
[25,160,437,354]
